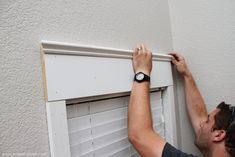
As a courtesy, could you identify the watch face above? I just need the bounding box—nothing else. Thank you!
[136,73,144,80]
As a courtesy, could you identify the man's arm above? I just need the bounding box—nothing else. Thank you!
[170,52,208,134]
[128,44,166,157]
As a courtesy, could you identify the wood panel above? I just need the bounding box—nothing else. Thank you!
[41,41,173,101]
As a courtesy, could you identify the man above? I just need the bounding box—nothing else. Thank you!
[128,44,235,157]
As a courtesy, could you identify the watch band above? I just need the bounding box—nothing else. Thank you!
[134,72,150,83]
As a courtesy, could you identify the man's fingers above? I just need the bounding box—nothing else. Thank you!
[134,44,142,56]
[169,53,177,63]
[169,52,177,55]
[141,44,151,56]
[169,52,179,59]
[134,43,151,56]
[133,48,138,56]
[141,44,147,51]
[169,52,181,65]
[169,52,184,61]
[171,58,178,65]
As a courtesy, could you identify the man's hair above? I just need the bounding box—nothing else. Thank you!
[213,102,235,157]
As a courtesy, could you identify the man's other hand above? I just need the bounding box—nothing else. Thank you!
[169,52,191,78]
[133,44,152,76]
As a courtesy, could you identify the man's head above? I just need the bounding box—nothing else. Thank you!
[214,102,235,156]
[195,102,235,156]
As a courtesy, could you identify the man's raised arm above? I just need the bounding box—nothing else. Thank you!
[128,44,166,157]
[170,52,208,134]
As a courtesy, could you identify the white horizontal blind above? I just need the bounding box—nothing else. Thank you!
[67,91,165,157]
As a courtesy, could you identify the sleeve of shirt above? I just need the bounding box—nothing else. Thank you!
[162,143,199,157]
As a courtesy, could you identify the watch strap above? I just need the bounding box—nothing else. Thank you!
[134,72,150,83]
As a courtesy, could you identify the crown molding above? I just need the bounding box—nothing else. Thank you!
[41,40,172,61]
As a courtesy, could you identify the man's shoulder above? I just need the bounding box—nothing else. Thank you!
[162,143,199,157]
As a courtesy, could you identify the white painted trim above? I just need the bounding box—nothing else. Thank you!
[41,40,172,61]
[162,86,178,147]
[46,101,71,157]
[41,41,173,101]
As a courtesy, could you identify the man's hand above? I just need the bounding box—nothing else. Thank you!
[133,44,152,76]
[169,52,191,78]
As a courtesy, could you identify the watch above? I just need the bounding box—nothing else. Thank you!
[134,72,150,83]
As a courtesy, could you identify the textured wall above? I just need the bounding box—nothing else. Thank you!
[168,0,235,156]
[0,0,173,156]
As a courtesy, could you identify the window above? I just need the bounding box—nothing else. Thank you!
[41,41,178,157]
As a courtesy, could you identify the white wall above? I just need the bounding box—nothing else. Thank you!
[0,0,173,155]
[168,0,235,156]
[4,0,234,156]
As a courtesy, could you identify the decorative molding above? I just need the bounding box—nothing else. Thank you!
[41,40,172,61]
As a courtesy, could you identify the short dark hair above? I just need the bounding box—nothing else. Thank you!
[214,102,235,157]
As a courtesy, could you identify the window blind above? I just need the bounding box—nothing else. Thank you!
[67,91,165,157]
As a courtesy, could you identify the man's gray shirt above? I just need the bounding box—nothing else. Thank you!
[162,143,199,157]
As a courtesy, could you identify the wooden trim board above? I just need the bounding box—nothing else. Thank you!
[40,45,48,102]
[162,86,178,147]
[41,41,173,102]
[46,101,71,157]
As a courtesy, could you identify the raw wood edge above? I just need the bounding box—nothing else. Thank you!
[40,44,48,102]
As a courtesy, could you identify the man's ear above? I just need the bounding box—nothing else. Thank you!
[212,130,226,142]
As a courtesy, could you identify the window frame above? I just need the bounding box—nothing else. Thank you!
[41,41,178,157]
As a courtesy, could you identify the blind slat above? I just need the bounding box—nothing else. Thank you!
[67,102,90,119]
[90,97,127,114]
[93,128,128,149]
[92,118,127,138]
[107,146,130,157]
[91,107,127,126]
[69,128,92,146]
[94,138,130,157]
[70,140,93,156]
[68,115,91,132]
